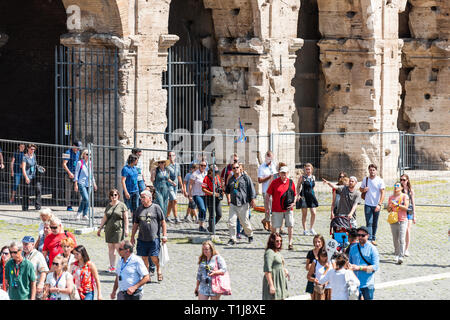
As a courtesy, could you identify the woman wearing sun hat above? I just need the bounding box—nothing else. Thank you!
[150,156,172,220]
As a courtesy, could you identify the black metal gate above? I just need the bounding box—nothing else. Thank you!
[55,45,120,205]
[162,46,212,149]
[55,45,119,147]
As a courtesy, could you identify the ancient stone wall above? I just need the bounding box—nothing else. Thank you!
[316,0,407,181]
[401,0,450,169]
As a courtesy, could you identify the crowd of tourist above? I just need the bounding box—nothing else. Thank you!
[0,143,419,301]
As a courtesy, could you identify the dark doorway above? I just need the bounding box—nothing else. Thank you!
[0,0,67,143]
[293,0,323,167]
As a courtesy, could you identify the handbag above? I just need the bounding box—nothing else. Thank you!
[344,270,359,300]
[210,256,232,295]
[361,177,369,200]
[66,272,80,300]
[387,194,404,224]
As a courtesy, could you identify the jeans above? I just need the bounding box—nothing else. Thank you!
[205,196,222,232]
[83,291,94,300]
[193,195,207,222]
[359,286,375,300]
[13,173,22,191]
[364,205,380,241]
[124,191,140,214]
[78,184,90,216]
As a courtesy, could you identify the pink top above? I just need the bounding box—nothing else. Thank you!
[388,194,408,222]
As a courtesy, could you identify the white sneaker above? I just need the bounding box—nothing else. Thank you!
[398,256,404,265]
[404,250,410,257]
[82,215,88,220]
[76,213,82,220]
[175,217,181,223]
[303,230,310,236]
[309,229,317,235]
[394,256,399,264]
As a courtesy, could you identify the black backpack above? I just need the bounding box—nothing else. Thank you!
[280,179,295,211]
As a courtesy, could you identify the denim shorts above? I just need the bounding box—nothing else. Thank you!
[407,213,414,220]
[137,238,160,257]
[168,188,177,201]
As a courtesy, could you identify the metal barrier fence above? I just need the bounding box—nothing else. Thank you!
[0,132,448,230]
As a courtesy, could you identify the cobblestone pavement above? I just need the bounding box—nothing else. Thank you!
[0,202,448,300]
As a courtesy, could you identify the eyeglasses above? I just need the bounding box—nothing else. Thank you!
[50,226,58,230]
[357,233,368,237]
[52,262,60,266]
[232,167,239,170]
[110,194,119,197]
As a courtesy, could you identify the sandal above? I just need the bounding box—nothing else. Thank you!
[157,273,163,282]
[288,244,294,250]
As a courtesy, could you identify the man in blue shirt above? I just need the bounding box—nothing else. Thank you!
[110,240,149,300]
[348,226,380,300]
[121,154,139,213]
[62,140,82,211]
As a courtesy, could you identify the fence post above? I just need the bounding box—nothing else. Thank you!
[399,131,405,177]
[88,143,94,229]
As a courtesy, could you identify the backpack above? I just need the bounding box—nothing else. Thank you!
[280,179,295,211]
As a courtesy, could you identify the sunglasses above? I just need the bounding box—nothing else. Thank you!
[357,234,368,237]
[400,179,407,181]
[110,194,119,197]
[1,252,10,255]
[232,167,239,169]
[10,251,19,254]
[118,248,126,251]
[50,226,58,230]
[52,262,60,266]
[200,164,207,167]
[394,184,401,188]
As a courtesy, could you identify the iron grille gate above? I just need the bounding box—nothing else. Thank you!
[55,45,120,205]
[162,46,212,150]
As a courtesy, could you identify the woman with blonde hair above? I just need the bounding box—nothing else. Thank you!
[44,255,73,300]
[194,240,228,300]
[296,163,319,235]
[35,208,54,250]
[74,149,97,220]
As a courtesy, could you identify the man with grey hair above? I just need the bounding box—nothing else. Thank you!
[4,242,36,300]
[110,240,149,300]
[131,190,167,282]
[323,176,361,228]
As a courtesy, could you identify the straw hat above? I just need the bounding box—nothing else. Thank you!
[150,156,170,168]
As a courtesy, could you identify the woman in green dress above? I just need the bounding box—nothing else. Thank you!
[262,232,290,300]
[97,189,129,273]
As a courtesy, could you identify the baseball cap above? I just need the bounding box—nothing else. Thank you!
[73,140,82,148]
[279,166,289,173]
[356,226,370,235]
[22,236,35,243]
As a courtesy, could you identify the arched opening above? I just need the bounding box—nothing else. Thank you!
[293,0,323,167]
[166,0,217,135]
[0,0,67,143]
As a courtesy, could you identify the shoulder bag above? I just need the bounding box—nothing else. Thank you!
[361,177,369,200]
[211,256,232,295]
[66,272,81,300]
[280,179,295,211]
[387,194,405,224]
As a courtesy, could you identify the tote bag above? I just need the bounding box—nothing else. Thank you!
[211,256,232,295]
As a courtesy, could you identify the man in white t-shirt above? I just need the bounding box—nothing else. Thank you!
[359,164,385,246]
[258,151,277,231]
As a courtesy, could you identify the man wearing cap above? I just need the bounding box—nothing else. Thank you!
[4,242,36,300]
[62,140,82,212]
[22,236,48,300]
[266,166,296,250]
[322,176,361,228]
[348,226,379,300]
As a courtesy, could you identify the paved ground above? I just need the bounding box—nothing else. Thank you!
[0,198,448,300]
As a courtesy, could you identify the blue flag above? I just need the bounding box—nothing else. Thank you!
[234,118,247,143]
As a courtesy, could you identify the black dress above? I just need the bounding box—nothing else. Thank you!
[301,175,319,208]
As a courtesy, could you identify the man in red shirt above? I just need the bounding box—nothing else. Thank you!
[42,216,77,266]
[266,166,296,250]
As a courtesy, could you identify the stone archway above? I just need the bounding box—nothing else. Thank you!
[0,0,68,143]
